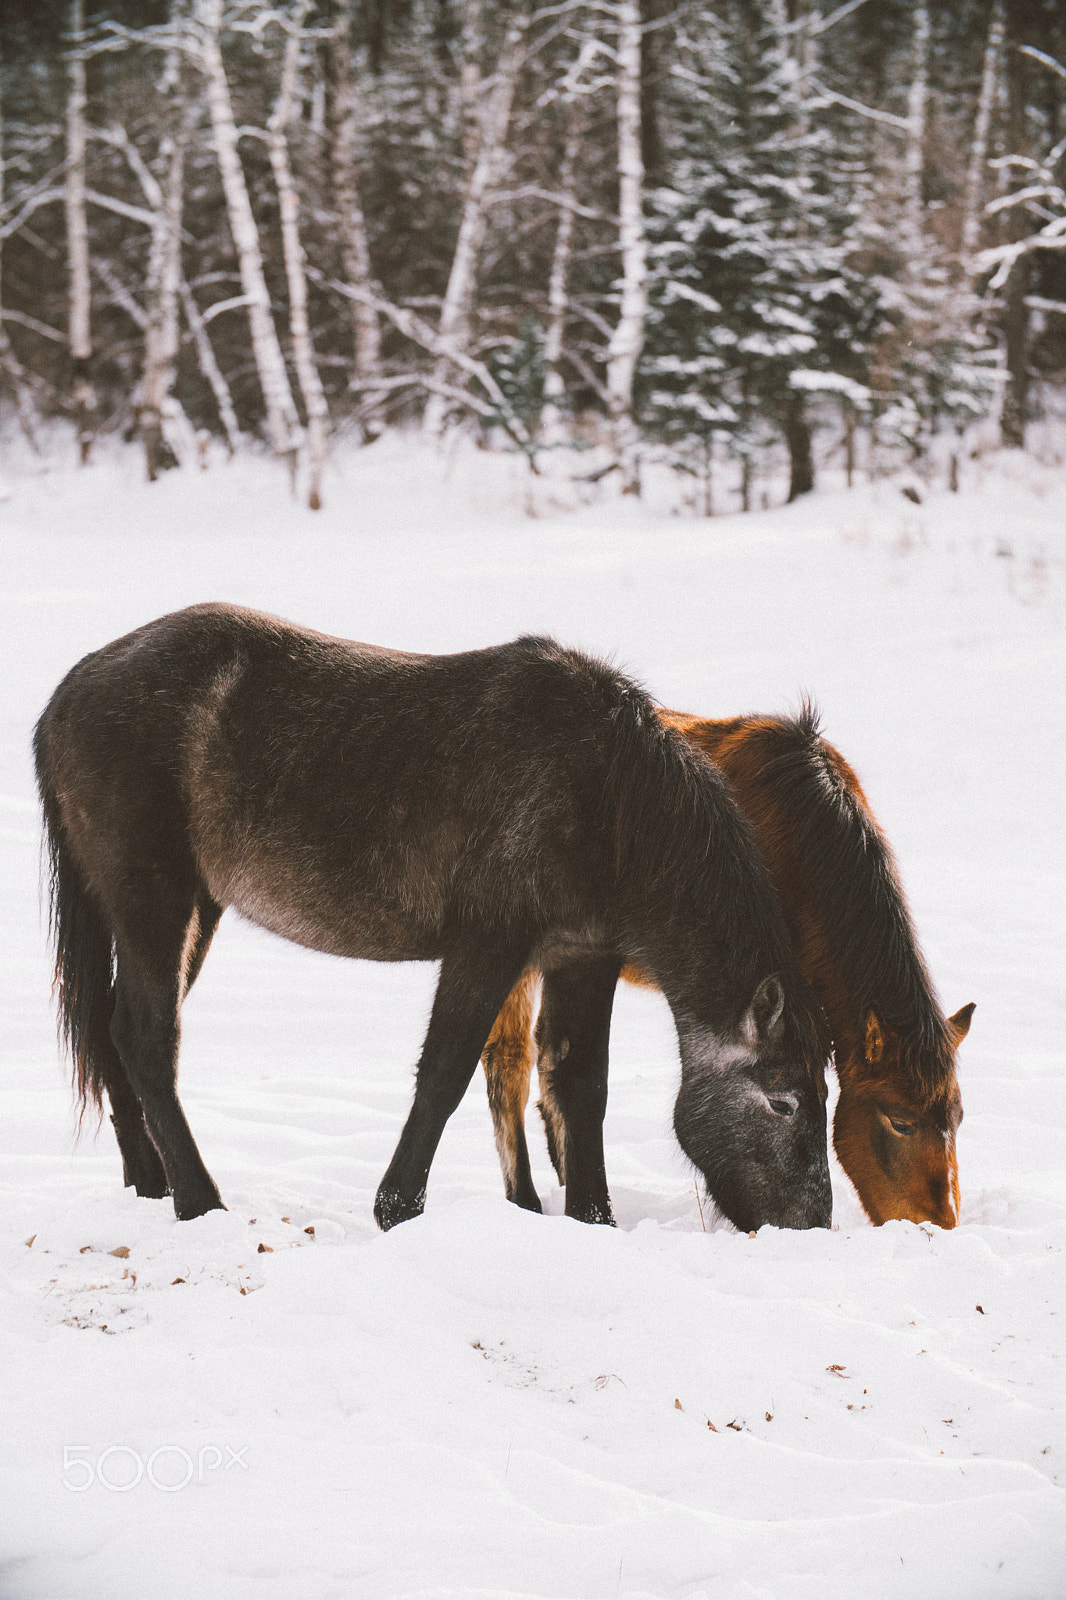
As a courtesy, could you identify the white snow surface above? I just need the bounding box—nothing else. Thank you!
[1,436,1063,1600]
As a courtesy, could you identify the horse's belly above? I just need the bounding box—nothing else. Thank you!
[204,850,445,964]
[227,882,442,962]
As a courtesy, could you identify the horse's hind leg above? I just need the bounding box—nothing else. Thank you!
[376,939,531,1231]
[109,891,225,1221]
[535,956,620,1226]
[101,1044,169,1198]
[104,891,221,1200]
[482,971,542,1212]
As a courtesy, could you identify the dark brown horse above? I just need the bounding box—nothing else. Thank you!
[484,707,972,1229]
[35,605,832,1233]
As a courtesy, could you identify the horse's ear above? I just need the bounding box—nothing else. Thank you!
[948,1003,975,1044]
[743,974,786,1045]
[863,1009,885,1066]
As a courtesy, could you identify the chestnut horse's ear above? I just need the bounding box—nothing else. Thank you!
[863,1009,885,1066]
[948,1002,975,1044]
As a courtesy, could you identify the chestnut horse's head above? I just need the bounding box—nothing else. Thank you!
[833,1003,974,1228]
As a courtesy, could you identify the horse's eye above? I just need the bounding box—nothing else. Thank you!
[889,1118,916,1137]
[768,1096,796,1118]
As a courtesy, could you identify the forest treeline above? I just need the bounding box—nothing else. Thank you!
[1,0,1064,509]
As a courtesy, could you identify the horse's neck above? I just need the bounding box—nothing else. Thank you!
[750,842,860,1066]
[667,711,862,1058]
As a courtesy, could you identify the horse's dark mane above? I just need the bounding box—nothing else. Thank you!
[752,703,954,1091]
[599,682,824,1058]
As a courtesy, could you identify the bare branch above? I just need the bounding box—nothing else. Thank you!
[326,277,537,457]
[87,123,164,210]
[0,308,67,343]
[489,184,613,223]
[806,78,910,131]
[1018,44,1066,82]
[84,187,157,227]
[200,293,256,323]
[809,0,871,38]
[0,185,66,240]
[92,258,148,329]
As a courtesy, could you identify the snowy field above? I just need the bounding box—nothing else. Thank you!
[1,434,1064,1600]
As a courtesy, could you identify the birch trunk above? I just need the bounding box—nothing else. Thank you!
[605,0,646,495]
[540,127,578,443]
[1000,26,1030,450]
[268,3,329,509]
[422,12,526,437]
[961,0,1005,269]
[195,0,300,478]
[65,0,95,462]
[459,0,485,168]
[902,1,930,276]
[326,0,381,419]
[180,278,241,454]
[0,40,40,450]
[140,53,191,481]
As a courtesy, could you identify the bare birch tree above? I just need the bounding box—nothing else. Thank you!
[961,0,1006,269]
[541,124,579,442]
[65,0,95,462]
[604,0,646,495]
[325,0,382,426]
[194,0,300,480]
[539,33,604,442]
[138,52,192,481]
[267,1,329,508]
[179,277,242,454]
[997,17,1037,450]
[901,0,929,277]
[0,39,40,450]
[422,5,528,437]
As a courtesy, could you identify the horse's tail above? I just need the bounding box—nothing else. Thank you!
[34,718,115,1120]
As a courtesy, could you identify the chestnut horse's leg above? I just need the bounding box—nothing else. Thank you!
[482,971,542,1212]
[375,939,532,1231]
[109,889,225,1222]
[534,956,621,1226]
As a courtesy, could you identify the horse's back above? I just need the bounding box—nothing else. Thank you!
[36,607,632,963]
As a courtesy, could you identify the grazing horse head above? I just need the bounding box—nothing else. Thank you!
[672,973,832,1234]
[602,711,833,1234]
[833,1003,974,1228]
[671,707,975,1232]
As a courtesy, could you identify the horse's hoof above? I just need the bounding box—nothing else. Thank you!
[173,1190,226,1221]
[129,1173,170,1200]
[565,1197,616,1227]
[374,1185,426,1231]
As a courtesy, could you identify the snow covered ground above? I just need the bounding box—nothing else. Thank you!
[1,435,1063,1600]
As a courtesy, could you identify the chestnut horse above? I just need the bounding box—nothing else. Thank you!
[483,707,973,1229]
[35,606,831,1233]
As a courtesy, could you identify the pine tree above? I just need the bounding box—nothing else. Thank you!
[640,0,885,505]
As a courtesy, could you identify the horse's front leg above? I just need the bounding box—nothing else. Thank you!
[535,955,621,1226]
[375,939,531,1231]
